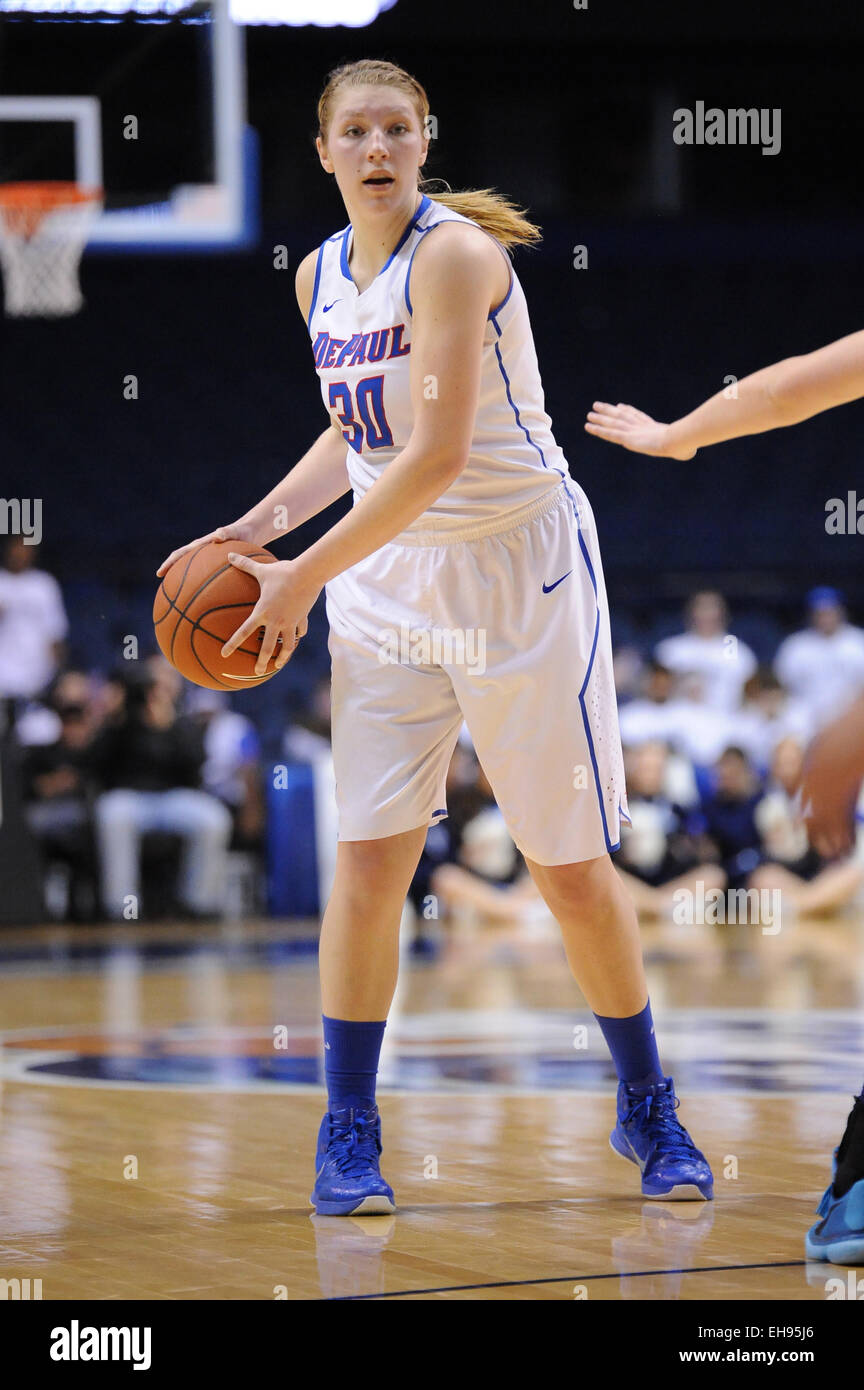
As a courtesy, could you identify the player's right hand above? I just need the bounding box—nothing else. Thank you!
[584,402,697,460]
[156,521,262,578]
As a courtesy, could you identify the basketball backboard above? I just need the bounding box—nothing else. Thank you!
[0,0,257,251]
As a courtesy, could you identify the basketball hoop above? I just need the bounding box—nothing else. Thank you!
[0,181,102,318]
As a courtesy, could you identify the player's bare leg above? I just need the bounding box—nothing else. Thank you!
[319,826,428,1019]
[525,853,647,1014]
[525,852,713,1199]
[311,825,426,1216]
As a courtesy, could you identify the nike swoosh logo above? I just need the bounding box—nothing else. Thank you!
[322,300,341,312]
[542,570,573,593]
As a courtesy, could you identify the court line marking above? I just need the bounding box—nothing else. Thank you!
[0,1064,859,1099]
[0,1048,859,1100]
[327,1259,809,1300]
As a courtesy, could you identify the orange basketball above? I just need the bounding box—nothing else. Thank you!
[153,538,281,690]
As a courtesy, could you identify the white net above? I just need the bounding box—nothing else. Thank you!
[0,184,102,318]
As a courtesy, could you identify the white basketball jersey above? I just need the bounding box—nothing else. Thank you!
[307,193,576,532]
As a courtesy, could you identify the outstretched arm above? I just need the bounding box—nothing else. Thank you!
[584,327,864,460]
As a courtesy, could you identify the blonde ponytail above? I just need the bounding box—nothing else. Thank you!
[420,183,541,251]
[317,60,542,253]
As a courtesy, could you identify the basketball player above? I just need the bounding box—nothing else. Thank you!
[159,59,713,1214]
[585,330,864,1261]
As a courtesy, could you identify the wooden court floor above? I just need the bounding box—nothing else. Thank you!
[0,914,863,1301]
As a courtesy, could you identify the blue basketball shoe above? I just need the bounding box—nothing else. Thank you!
[610,1076,714,1200]
[310,1103,396,1216]
[805,1150,864,1265]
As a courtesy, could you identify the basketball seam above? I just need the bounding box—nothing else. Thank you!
[188,624,241,690]
[155,543,277,687]
[162,598,268,659]
[153,540,209,627]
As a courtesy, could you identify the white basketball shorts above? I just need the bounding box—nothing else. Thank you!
[324,479,630,865]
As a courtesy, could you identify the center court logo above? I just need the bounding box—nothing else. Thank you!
[377,622,487,675]
[50,1321,151,1370]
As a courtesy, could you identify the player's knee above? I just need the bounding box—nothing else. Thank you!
[335,835,422,897]
[529,853,614,911]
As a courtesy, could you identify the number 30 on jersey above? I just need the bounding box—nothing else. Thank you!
[329,376,393,452]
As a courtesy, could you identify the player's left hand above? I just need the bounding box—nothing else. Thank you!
[584,402,697,460]
[221,555,320,676]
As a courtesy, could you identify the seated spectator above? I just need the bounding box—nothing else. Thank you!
[16,667,98,748]
[655,590,757,713]
[613,646,644,706]
[186,688,265,849]
[407,743,487,923]
[618,660,678,746]
[144,652,184,708]
[696,746,764,890]
[618,663,703,804]
[0,536,68,722]
[774,587,864,731]
[732,668,812,776]
[409,750,539,929]
[749,737,864,915]
[614,741,725,918]
[431,805,540,927]
[90,667,231,921]
[22,684,101,920]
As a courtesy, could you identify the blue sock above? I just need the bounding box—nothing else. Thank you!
[322,1015,386,1111]
[593,1000,663,1087]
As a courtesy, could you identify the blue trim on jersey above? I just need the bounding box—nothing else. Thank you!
[339,224,352,281]
[404,226,433,317]
[383,193,431,270]
[488,265,515,321]
[491,327,549,471]
[491,317,576,499]
[307,240,328,331]
[340,194,432,290]
[405,219,514,321]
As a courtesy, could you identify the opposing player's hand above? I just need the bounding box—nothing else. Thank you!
[221,555,320,676]
[584,402,697,461]
[156,521,262,578]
